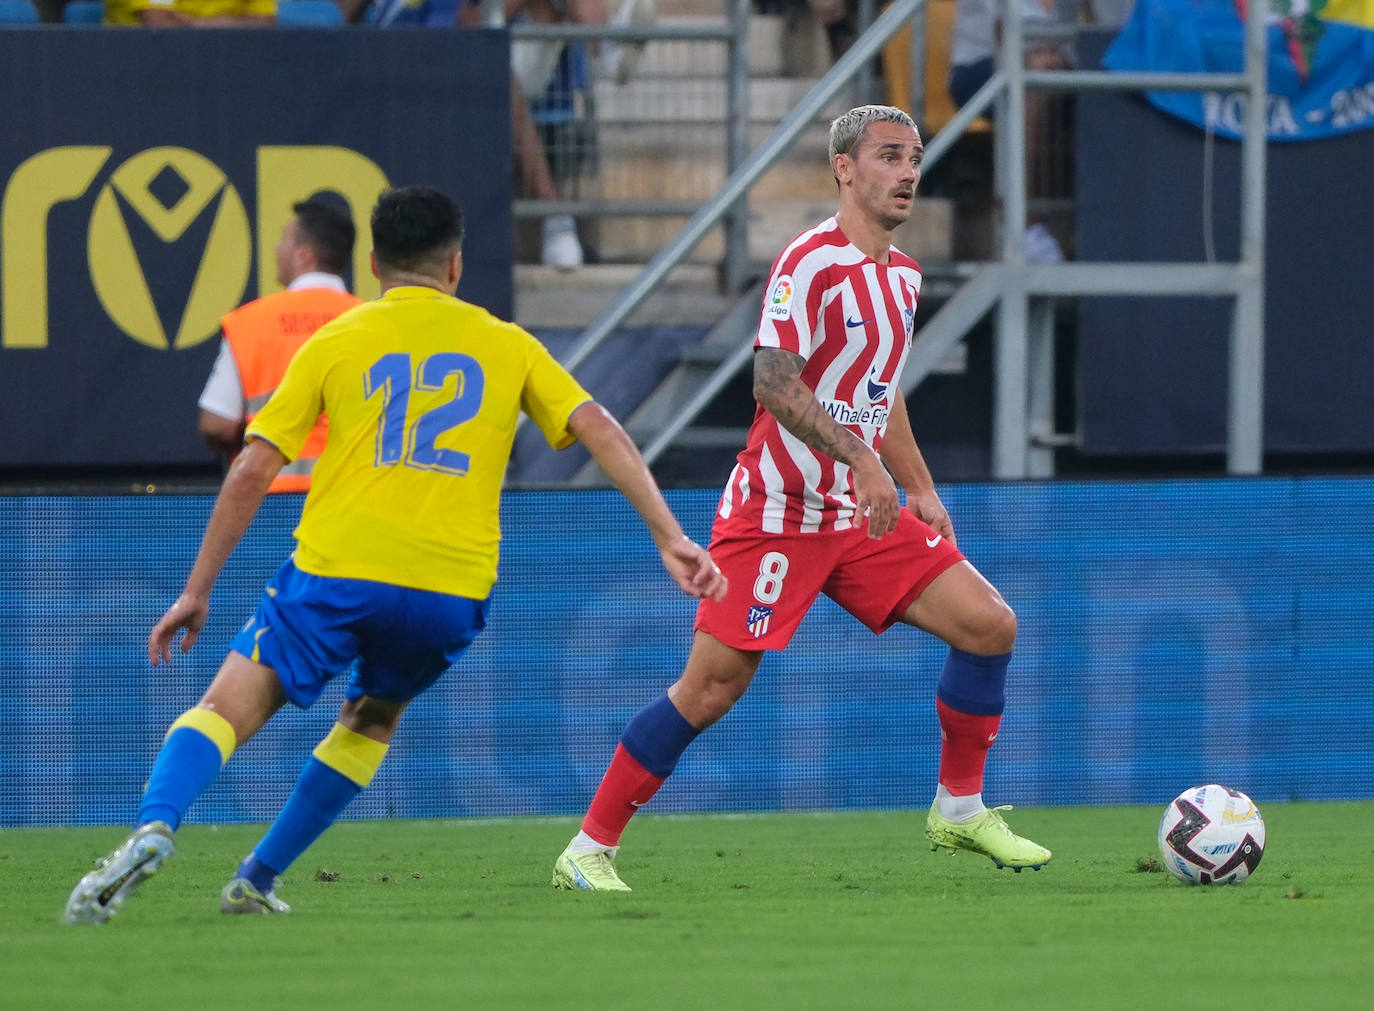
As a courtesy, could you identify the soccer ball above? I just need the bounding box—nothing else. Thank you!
[1157,784,1265,885]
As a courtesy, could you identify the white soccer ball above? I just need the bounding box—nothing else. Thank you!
[1158,784,1265,885]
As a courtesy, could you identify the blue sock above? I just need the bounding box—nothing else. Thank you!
[936,648,1011,717]
[236,853,281,894]
[620,693,701,778]
[245,756,361,883]
[137,726,225,831]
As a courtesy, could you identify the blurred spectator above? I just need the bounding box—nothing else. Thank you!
[491,0,656,87]
[354,0,451,22]
[459,0,656,269]
[361,0,653,268]
[1084,0,1132,27]
[462,1,598,269]
[198,196,360,492]
[358,0,579,267]
[948,0,1073,262]
[600,0,656,85]
[31,0,68,22]
[806,0,860,61]
[104,0,277,24]
[496,0,603,268]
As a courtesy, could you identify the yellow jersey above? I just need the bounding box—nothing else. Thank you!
[246,286,591,599]
[104,0,276,25]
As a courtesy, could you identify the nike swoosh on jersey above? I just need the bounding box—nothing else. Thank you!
[846,316,872,328]
[926,535,943,548]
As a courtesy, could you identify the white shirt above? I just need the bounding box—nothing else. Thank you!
[951,0,1054,68]
[197,272,349,421]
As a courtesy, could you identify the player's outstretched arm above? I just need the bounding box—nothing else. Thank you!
[148,438,285,665]
[566,401,727,602]
[753,348,900,539]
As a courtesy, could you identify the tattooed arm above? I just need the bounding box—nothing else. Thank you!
[753,347,900,539]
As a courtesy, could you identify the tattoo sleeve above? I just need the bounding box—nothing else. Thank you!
[753,348,874,467]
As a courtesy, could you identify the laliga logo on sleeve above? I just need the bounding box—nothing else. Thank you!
[764,274,794,321]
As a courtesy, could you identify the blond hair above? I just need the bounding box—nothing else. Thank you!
[828,105,919,166]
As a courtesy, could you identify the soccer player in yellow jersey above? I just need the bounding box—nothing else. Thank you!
[65,185,727,924]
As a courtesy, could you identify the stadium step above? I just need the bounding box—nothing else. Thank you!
[513,262,729,331]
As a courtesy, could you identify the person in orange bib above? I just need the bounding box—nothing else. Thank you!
[198,195,361,493]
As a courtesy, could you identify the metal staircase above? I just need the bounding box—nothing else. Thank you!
[569,264,978,486]
[553,0,1269,484]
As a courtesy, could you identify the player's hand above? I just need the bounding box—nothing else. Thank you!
[148,593,210,666]
[853,454,900,540]
[659,537,728,602]
[907,487,956,548]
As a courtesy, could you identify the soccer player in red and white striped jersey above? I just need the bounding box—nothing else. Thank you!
[554,106,1051,892]
[719,213,921,535]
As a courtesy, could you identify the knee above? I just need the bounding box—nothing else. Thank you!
[989,600,1018,654]
[671,678,745,729]
[339,696,406,740]
[968,599,1017,656]
[698,680,746,727]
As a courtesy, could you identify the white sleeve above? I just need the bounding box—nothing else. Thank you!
[197,339,244,421]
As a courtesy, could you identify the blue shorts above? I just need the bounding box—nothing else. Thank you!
[230,559,489,709]
[949,56,997,114]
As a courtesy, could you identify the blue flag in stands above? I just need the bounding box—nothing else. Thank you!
[1104,0,1374,141]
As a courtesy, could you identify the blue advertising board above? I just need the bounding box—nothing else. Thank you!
[2,477,1370,827]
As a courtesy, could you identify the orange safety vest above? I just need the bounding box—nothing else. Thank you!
[220,286,362,493]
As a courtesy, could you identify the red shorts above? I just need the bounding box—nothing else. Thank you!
[694,510,965,651]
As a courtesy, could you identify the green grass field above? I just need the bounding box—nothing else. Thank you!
[3,803,1372,1009]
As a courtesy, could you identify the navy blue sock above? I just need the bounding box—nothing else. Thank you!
[245,757,361,883]
[936,648,1010,717]
[236,853,282,894]
[620,692,700,777]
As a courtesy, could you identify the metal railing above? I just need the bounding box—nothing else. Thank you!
[995,5,1267,477]
[558,0,924,376]
[508,7,753,288]
[516,0,1268,480]
[887,2,1267,477]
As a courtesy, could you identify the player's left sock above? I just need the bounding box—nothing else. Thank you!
[565,829,615,857]
[581,693,699,847]
[137,708,237,830]
[247,723,387,878]
[235,853,282,895]
[935,784,985,823]
[934,648,1009,804]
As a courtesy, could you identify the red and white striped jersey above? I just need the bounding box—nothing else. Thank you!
[717,217,922,534]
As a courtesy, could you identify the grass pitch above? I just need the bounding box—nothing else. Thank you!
[3,802,1372,1010]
